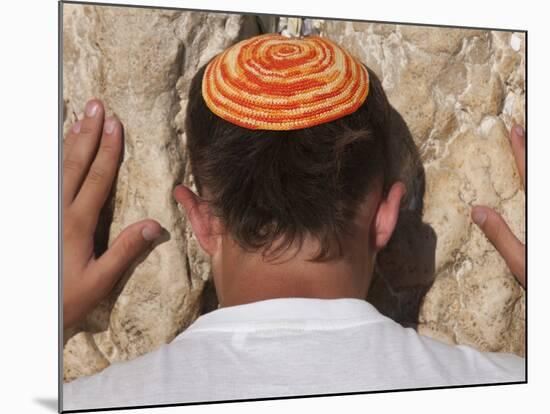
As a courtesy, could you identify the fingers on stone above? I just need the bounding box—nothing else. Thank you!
[63,100,107,204]
[89,220,161,294]
[72,116,122,229]
[472,205,525,286]
[79,99,105,136]
[511,124,526,187]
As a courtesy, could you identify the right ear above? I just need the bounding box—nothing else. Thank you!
[372,181,406,252]
[173,184,220,257]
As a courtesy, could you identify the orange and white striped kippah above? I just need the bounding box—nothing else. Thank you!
[201,33,369,130]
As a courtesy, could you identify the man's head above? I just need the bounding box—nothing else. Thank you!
[174,34,405,306]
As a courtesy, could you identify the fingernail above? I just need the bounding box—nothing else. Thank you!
[514,125,524,137]
[72,120,82,133]
[104,118,116,135]
[472,208,487,226]
[142,225,161,241]
[85,100,99,118]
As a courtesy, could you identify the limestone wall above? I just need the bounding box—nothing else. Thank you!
[324,22,525,355]
[62,5,525,382]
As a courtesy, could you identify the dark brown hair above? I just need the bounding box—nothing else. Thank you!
[185,56,391,262]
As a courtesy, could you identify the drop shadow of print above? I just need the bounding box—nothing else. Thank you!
[367,105,437,329]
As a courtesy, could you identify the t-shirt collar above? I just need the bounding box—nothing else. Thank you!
[177,297,389,336]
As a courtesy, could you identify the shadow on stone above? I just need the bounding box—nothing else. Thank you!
[199,276,220,315]
[33,397,58,412]
[367,105,437,329]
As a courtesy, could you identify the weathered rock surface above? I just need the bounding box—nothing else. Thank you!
[62,4,263,382]
[63,5,525,382]
[322,22,525,355]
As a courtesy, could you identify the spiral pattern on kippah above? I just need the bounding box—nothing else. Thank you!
[201,33,369,130]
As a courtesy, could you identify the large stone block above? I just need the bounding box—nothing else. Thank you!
[62,4,263,382]
[322,21,525,355]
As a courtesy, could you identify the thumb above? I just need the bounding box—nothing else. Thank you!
[471,206,525,288]
[88,219,163,296]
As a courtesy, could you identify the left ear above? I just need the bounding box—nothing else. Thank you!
[373,181,406,252]
[173,184,221,257]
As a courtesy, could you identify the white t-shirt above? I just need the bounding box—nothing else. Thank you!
[63,297,525,411]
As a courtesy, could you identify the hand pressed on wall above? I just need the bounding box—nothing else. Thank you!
[63,99,162,329]
[471,124,526,289]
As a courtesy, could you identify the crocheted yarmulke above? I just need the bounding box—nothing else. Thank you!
[201,33,369,130]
